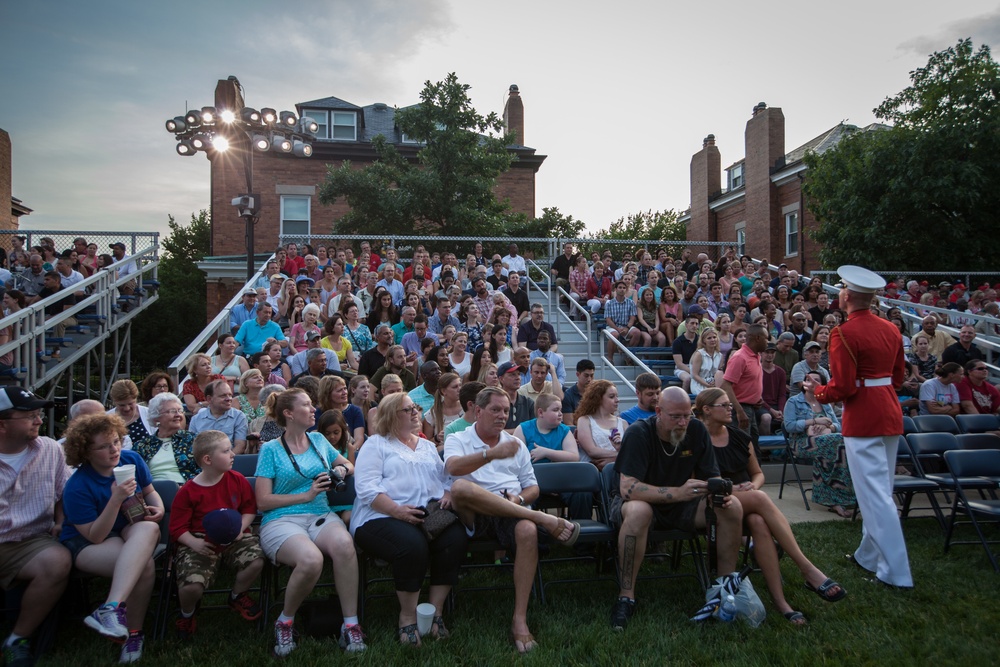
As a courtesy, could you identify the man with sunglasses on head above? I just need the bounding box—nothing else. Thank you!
[0,388,72,667]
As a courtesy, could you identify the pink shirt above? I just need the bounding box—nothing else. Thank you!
[723,344,763,405]
[0,437,72,541]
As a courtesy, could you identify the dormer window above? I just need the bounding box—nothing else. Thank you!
[300,109,357,140]
[728,163,744,190]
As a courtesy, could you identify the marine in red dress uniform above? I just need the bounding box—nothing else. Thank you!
[808,266,913,588]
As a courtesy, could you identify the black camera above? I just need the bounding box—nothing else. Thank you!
[706,477,733,506]
[314,468,347,493]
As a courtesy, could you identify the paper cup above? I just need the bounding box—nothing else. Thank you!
[113,464,136,485]
[416,603,436,636]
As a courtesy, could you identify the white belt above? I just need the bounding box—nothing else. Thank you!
[855,377,891,387]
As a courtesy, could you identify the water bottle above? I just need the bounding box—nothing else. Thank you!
[716,594,737,623]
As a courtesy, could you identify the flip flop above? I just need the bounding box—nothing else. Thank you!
[554,519,582,547]
[805,577,847,602]
[783,611,807,626]
[398,623,420,647]
[828,505,852,519]
[510,631,537,654]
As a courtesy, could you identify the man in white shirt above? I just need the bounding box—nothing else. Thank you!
[110,242,139,295]
[445,387,580,654]
[501,243,527,276]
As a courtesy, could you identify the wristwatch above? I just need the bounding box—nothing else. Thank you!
[517,494,525,506]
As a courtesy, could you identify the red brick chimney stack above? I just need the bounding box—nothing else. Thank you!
[689,134,722,249]
[503,84,524,146]
[744,102,785,261]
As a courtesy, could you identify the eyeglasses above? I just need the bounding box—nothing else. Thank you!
[2,411,42,422]
[160,408,184,416]
[664,413,694,422]
[973,366,988,371]
[708,403,732,409]
[398,405,421,415]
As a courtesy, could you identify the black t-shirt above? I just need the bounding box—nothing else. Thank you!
[357,348,387,379]
[502,286,530,318]
[613,417,718,495]
[941,342,985,367]
[672,334,698,365]
[712,426,752,485]
[38,286,77,317]
[505,393,534,430]
[551,254,576,281]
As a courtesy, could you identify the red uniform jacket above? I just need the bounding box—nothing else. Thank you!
[814,309,905,437]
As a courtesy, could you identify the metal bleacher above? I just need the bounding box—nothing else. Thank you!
[0,231,160,429]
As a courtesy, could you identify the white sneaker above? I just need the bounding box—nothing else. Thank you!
[339,623,367,653]
[274,619,296,657]
[84,604,129,640]
[118,632,144,664]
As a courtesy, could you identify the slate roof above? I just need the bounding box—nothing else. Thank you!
[784,122,890,165]
[296,95,360,110]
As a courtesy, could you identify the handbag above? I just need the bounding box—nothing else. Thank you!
[420,499,458,540]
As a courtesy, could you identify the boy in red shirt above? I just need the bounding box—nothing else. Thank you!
[168,431,264,640]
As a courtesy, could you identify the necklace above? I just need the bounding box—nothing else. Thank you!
[655,420,680,457]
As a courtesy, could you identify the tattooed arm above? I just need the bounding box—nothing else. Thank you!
[618,473,708,504]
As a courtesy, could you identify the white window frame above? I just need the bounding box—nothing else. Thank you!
[736,228,746,256]
[280,196,311,240]
[331,112,357,141]
[729,163,744,190]
[302,109,328,139]
[784,211,799,257]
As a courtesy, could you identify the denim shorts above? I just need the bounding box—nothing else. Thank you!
[62,531,121,564]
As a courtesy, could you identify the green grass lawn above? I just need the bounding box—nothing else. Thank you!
[29,518,1000,666]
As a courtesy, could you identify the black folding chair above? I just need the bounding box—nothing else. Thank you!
[232,454,258,477]
[775,430,812,510]
[957,433,1000,451]
[956,414,1000,434]
[912,414,959,435]
[532,462,617,603]
[901,415,918,435]
[942,449,1000,572]
[601,464,708,591]
[893,437,945,529]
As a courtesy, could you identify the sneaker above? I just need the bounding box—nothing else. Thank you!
[84,604,130,640]
[273,620,296,658]
[228,592,262,621]
[175,615,197,641]
[118,631,144,664]
[610,596,636,631]
[2,638,32,667]
[339,623,367,653]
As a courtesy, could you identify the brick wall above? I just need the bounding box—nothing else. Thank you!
[0,129,11,229]
[743,105,784,263]
[689,136,721,256]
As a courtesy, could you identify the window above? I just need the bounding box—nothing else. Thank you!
[728,164,744,190]
[331,112,357,140]
[281,196,310,239]
[736,229,746,256]
[302,109,328,139]
[785,211,799,257]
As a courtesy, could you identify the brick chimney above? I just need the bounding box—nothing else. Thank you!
[0,130,11,229]
[689,134,722,250]
[743,103,785,261]
[503,84,524,145]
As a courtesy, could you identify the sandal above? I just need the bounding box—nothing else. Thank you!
[805,577,847,602]
[431,616,449,640]
[828,505,852,519]
[510,631,537,654]
[783,611,807,626]
[555,519,582,547]
[398,623,420,647]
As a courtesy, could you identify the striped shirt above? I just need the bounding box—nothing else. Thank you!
[604,297,637,327]
[0,437,72,541]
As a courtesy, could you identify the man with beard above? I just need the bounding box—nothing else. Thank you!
[608,387,742,630]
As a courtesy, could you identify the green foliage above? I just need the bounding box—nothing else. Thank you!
[318,73,521,238]
[131,210,210,370]
[805,39,1000,270]
[576,209,685,257]
[503,207,587,261]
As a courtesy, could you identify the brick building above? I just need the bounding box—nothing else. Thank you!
[684,102,883,274]
[1,128,32,233]
[207,80,545,257]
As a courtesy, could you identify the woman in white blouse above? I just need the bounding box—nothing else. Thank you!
[350,392,466,647]
[573,380,627,471]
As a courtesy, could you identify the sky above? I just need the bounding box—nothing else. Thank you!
[2,1,999,242]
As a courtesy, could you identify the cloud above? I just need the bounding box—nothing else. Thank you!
[899,8,1000,55]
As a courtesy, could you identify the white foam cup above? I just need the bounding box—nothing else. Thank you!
[416,602,436,636]
[113,464,136,485]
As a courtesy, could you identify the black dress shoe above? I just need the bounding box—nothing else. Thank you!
[844,553,873,574]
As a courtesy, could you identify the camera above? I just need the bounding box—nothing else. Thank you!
[314,467,347,493]
[706,477,733,506]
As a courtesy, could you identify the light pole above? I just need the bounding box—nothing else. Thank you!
[165,76,317,281]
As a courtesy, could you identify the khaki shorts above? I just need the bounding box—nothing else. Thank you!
[0,534,66,589]
[259,512,346,564]
[174,533,264,589]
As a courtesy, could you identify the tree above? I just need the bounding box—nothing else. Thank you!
[578,209,685,257]
[804,39,1000,269]
[318,73,521,238]
[131,210,211,370]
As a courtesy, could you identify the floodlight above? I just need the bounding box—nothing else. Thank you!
[200,106,217,124]
[165,116,187,133]
[176,140,196,156]
[261,108,278,125]
[190,133,212,150]
[184,110,202,127]
[292,140,313,158]
[242,107,262,124]
[211,135,230,152]
[219,109,236,124]
[271,134,292,152]
[251,133,270,151]
[298,116,318,135]
[280,111,297,127]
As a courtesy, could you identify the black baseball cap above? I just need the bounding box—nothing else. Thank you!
[0,387,53,411]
